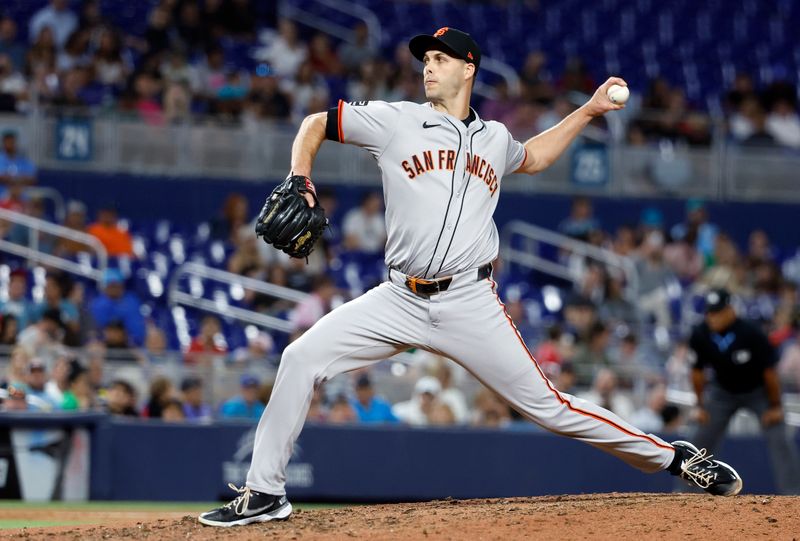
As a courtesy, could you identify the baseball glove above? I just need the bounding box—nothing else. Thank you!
[254,175,328,259]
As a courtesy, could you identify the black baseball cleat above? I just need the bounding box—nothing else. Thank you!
[198,484,292,527]
[670,440,743,496]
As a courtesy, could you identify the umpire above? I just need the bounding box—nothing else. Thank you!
[689,288,800,494]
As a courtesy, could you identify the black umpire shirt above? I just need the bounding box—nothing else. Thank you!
[689,318,777,394]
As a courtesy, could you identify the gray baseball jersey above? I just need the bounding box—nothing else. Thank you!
[245,100,676,497]
[328,100,527,278]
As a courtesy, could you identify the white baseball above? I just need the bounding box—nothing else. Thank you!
[607,84,630,105]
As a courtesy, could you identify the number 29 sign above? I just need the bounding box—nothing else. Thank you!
[55,118,93,162]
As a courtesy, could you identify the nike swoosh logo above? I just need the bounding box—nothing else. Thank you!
[241,504,273,516]
[242,499,286,516]
[423,121,440,128]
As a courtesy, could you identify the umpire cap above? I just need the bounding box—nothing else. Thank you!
[704,288,732,313]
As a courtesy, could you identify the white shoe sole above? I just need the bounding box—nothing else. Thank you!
[713,460,743,496]
[198,502,293,527]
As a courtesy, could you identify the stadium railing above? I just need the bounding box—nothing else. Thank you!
[277,0,522,101]
[168,261,310,334]
[0,207,107,282]
[500,219,640,299]
[278,0,382,52]
[4,110,799,203]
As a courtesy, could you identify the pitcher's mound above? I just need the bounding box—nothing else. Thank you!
[5,493,800,540]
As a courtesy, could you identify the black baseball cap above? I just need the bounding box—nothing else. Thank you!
[704,288,731,313]
[181,376,203,392]
[409,27,481,70]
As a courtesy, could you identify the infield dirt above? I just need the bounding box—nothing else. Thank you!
[2,493,799,540]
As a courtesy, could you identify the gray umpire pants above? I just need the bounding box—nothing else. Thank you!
[694,384,800,494]
[246,273,676,495]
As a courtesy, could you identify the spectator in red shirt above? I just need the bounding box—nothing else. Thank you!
[185,315,227,364]
[308,33,343,76]
[534,324,564,377]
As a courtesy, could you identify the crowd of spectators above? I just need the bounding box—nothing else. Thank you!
[525,195,800,430]
[0,179,797,437]
[0,117,798,433]
[0,1,799,434]
[725,76,800,150]
[0,1,798,147]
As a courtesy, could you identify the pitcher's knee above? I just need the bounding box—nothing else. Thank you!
[278,337,326,382]
[281,339,304,364]
[515,395,573,432]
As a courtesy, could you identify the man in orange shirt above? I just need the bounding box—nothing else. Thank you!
[86,205,133,257]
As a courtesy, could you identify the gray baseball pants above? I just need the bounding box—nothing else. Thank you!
[694,384,800,494]
[247,269,676,495]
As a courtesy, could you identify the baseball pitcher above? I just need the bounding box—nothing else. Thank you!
[200,27,742,527]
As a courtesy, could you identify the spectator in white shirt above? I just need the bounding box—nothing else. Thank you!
[29,0,78,50]
[392,376,442,426]
[629,383,668,433]
[0,53,27,111]
[432,359,469,424]
[44,352,71,407]
[280,60,329,124]
[577,368,634,422]
[26,358,59,410]
[342,191,386,253]
[766,98,800,149]
[255,19,307,79]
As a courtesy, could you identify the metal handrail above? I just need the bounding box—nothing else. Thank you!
[316,0,382,49]
[279,0,520,102]
[279,0,382,50]
[500,219,639,297]
[168,261,310,334]
[26,186,66,223]
[477,56,523,99]
[0,207,107,281]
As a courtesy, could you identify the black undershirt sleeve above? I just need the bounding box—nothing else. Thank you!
[325,107,339,142]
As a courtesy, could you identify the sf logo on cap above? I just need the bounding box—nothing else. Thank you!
[433,27,449,37]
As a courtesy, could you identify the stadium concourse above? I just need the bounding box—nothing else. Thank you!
[0,0,799,503]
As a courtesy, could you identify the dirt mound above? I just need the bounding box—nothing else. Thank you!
[4,493,799,540]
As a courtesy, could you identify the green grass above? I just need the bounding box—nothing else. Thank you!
[0,501,347,511]
[0,501,351,529]
[0,501,215,511]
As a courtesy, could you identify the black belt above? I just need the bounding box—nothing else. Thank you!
[398,263,492,296]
